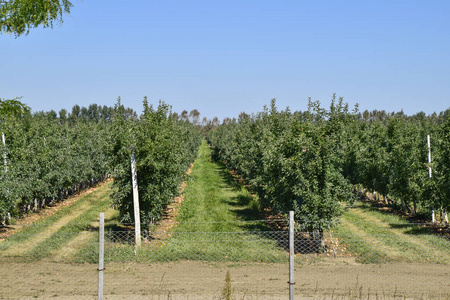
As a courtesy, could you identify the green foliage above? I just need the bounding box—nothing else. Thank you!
[336,107,449,217]
[0,97,30,120]
[385,116,426,212]
[209,95,450,226]
[208,96,356,231]
[0,0,72,36]
[0,103,112,219]
[433,114,450,213]
[109,97,202,225]
[0,97,201,225]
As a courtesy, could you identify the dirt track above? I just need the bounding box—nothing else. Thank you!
[1,261,449,299]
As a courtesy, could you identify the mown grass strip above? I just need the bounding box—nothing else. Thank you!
[52,208,119,261]
[334,218,389,264]
[0,181,112,260]
[0,189,100,252]
[352,202,450,263]
[340,212,413,262]
[175,140,263,229]
[23,183,112,261]
[153,140,287,262]
[355,202,450,255]
[335,201,450,264]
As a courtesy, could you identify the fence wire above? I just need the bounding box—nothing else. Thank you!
[0,220,449,299]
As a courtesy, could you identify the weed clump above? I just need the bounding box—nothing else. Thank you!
[221,270,233,300]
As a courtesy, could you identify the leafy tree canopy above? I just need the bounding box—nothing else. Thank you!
[0,97,30,120]
[0,0,72,37]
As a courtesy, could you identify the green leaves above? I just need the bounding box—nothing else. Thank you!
[208,97,356,231]
[209,96,450,227]
[0,97,30,120]
[0,105,110,218]
[109,98,202,225]
[433,113,450,213]
[0,0,72,36]
[338,107,450,217]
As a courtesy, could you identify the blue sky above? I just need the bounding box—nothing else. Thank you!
[1,0,449,120]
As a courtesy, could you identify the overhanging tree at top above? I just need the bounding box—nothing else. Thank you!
[0,0,72,37]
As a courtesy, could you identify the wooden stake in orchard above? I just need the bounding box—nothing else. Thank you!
[131,146,141,249]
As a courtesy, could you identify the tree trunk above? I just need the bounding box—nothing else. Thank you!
[313,229,325,253]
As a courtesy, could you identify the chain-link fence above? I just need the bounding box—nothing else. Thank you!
[1,217,449,299]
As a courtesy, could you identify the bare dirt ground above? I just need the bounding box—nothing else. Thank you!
[0,260,449,299]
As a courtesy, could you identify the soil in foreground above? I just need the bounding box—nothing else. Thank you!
[0,261,449,299]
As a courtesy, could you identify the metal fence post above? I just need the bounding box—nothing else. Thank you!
[98,212,105,300]
[289,211,295,300]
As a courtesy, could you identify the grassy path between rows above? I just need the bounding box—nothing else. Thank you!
[0,180,114,261]
[154,140,286,262]
[108,140,287,263]
[176,139,263,229]
[334,201,450,264]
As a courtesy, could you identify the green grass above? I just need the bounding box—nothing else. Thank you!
[333,222,387,264]
[334,201,450,264]
[98,140,288,263]
[175,140,264,230]
[0,181,112,261]
[154,141,287,262]
[25,186,111,261]
[0,199,87,252]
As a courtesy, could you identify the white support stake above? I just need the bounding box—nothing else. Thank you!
[289,211,295,300]
[2,133,7,173]
[427,135,436,223]
[427,135,435,221]
[98,212,105,300]
[432,208,436,224]
[131,149,141,249]
[427,135,432,178]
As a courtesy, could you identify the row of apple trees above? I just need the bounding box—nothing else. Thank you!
[208,97,356,231]
[0,98,202,225]
[208,96,450,230]
[108,98,202,225]
[0,102,113,220]
[338,107,450,221]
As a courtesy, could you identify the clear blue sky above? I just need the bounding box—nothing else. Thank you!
[1,0,449,120]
